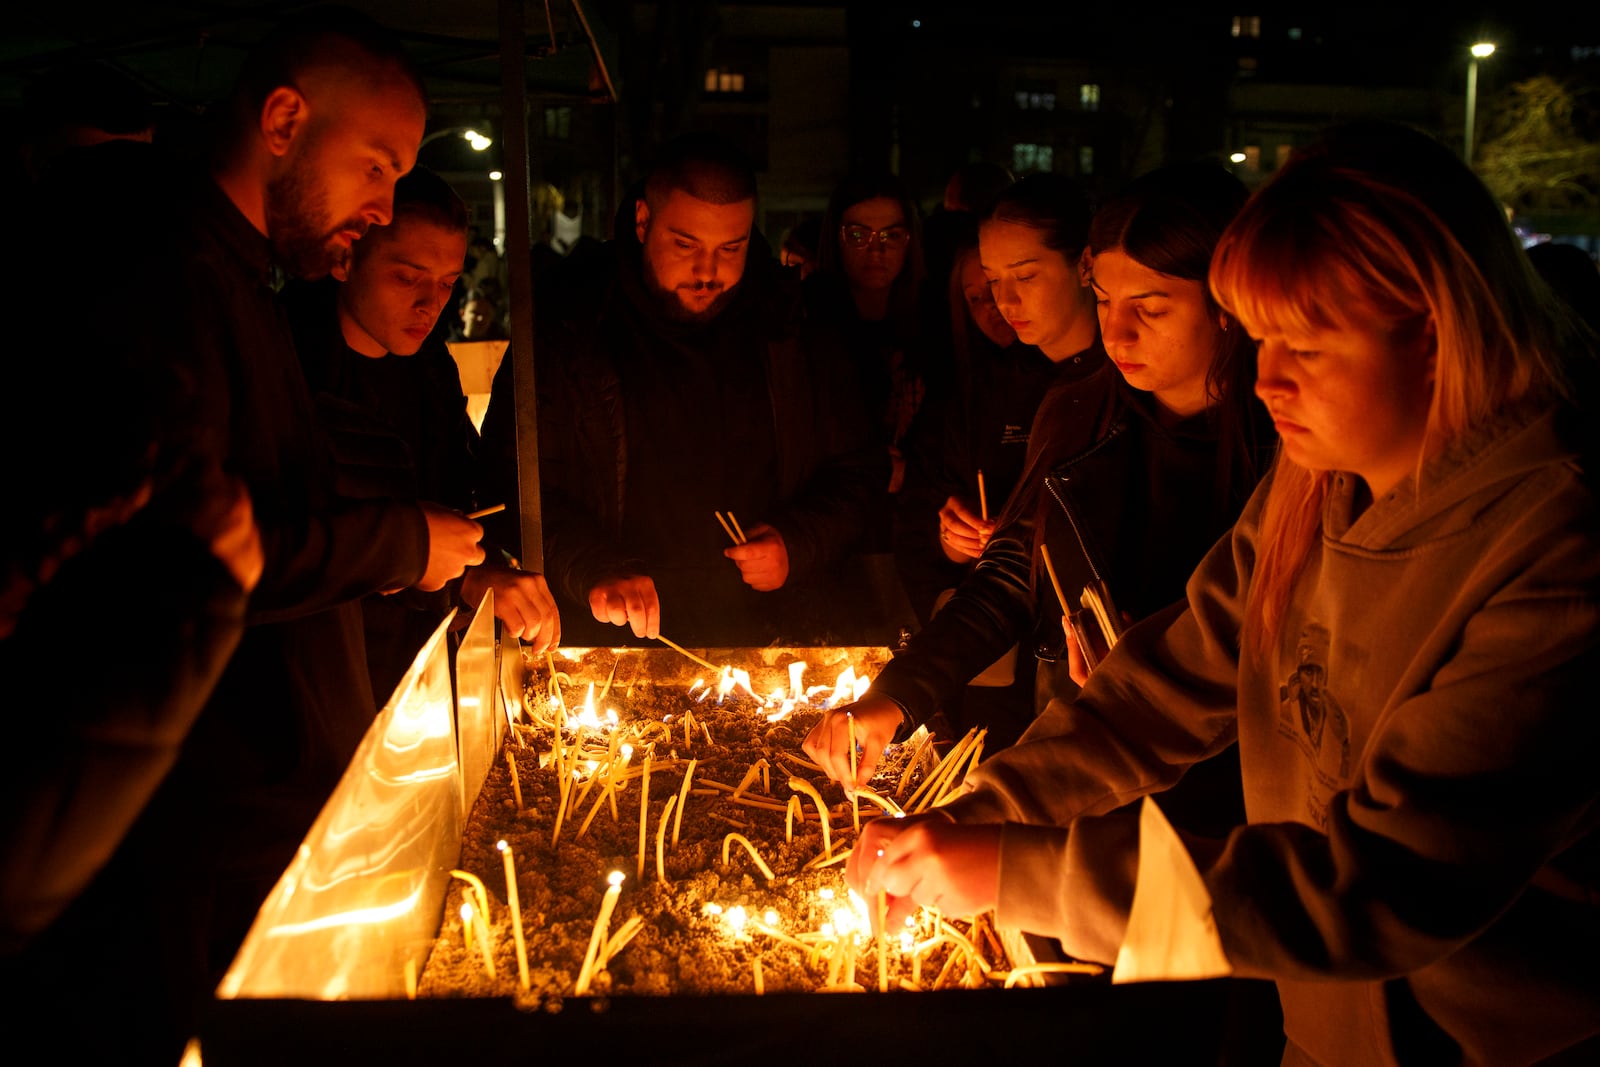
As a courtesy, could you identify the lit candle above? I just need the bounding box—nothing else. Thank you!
[498,839,530,989]
[574,871,625,995]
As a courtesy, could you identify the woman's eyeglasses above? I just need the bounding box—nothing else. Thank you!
[840,224,911,251]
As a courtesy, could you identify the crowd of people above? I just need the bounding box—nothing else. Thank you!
[4,4,1600,1065]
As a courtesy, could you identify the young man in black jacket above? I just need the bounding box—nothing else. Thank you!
[284,165,560,703]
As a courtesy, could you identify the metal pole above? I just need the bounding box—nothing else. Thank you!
[1464,57,1479,165]
[498,0,543,572]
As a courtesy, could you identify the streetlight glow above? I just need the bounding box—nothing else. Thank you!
[1464,41,1496,166]
[418,126,494,151]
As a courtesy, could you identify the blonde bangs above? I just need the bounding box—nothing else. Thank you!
[1211,199,1426,346]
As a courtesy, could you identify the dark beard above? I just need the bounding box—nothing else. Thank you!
[642,260,737,325]
[264,150,367,280]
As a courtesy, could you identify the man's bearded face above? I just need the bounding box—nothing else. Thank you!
[636,190,754,324]
[265,143,373,280]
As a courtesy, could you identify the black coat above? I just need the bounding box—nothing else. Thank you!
[3,142,432,1065]
[284,278,483,702]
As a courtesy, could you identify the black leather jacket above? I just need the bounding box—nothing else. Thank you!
[873,357,1276,734]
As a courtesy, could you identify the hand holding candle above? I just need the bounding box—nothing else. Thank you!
[937,495,993,562]
[802,692,904,789]
[846,813,1002,932]
[723,523,789,591]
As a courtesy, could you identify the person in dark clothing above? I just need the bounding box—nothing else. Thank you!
[892,212,1062,745]
[285,165,561,703]
[920,157,1016,323]
[808,163,1275,790]
[482,132,885,649]
[895,212,1057,627]
[854,173,1106,751]
[802,170,934,554]
[1,10,487,1065]
[448,286,512,343]
[0,198,263,953]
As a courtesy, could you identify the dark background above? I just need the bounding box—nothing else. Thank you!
[5,2,1598,248]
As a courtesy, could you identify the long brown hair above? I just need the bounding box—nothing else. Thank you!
[1087,159,1265,520]
[1209,120,1583,649]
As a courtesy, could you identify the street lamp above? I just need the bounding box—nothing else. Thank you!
[1464,41,1495,166]
[419,126,493,151]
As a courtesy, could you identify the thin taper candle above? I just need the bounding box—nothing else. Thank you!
[498,839,530,989]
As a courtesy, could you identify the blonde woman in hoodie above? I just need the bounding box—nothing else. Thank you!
[845,120,1600,1067]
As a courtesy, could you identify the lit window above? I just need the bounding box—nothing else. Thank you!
[1231,15,1261,38]
[705,68,746,94]
[1242,145,1261,170]
[1015,91,1030,110]
[1079,84,1100,112]
[1077,146,1092,175]
[1011,144,1054,174]
[1274,143,1292,170]
[1287,26,1302,41]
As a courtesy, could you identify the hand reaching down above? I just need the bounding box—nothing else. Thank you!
[588,572,660,639]
[461,563,561,652]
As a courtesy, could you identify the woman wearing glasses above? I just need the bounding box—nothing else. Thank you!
[804,171,932,551]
